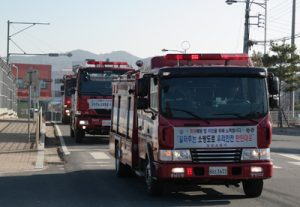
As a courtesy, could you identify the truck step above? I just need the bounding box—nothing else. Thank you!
[135,171,145,177]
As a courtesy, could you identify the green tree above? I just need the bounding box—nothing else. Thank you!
[262,41,300,127]
[251,51,264,67]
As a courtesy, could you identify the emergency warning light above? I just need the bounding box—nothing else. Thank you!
[164,54,249,60]
[87,61,128,66]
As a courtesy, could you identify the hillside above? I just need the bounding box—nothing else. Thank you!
[10,49,142,71]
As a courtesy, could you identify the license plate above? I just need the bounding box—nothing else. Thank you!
[209,167,228,175]
[102,120,111,126]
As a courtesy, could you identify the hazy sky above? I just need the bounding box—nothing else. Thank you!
[0,0,299,59]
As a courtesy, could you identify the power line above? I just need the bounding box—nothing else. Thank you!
[268,0,290,12]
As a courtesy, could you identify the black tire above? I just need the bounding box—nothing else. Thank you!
[75,128,84,143]
[145,159,163,196]
[70,126,75,138]
[115,143,129,177]
[243,179,263,198]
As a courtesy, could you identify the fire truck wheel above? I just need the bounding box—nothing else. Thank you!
[242,179,263,198]
[75,129,84,143]
[145,161,163,196]
[70,126,75,138]
[115,143,128,177]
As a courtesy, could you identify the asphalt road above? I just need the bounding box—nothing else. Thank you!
[0,123,299,207]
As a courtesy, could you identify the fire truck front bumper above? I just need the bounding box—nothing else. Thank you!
[154,162,273,180]
[76,117,110,135]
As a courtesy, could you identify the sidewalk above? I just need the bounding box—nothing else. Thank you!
[0,118,38,173]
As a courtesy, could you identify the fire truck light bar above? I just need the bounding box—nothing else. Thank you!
[87,61,128,66]
[164,54,249,60]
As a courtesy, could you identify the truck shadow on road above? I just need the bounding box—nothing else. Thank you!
[0,169,248,207]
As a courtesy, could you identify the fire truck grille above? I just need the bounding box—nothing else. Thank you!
[191,149,242,163]
[94,109,111,115]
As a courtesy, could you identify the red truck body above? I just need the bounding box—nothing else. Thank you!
[70,61,135,143]
[61,75,72,124]
[109,54,279,197]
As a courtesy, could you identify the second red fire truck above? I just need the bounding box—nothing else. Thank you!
[61,74,72,124]
[70,61,135,143]
[109,53,279,197]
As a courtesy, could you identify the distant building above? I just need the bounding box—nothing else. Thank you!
[11,63,52,117]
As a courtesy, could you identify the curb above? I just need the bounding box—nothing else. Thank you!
[52,121,70,156]
[35,123,45,170]
[272,128,300,135]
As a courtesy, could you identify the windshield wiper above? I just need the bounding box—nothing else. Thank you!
[213,113,258,124]
[167,108,210,124]
[81,92,106,97]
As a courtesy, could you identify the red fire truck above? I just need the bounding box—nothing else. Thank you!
[70,61,135,143]
[109,53,279,197]
[61,74,72,124]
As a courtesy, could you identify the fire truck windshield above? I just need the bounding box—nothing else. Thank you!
[79,70,126,96]
[160,76,268,120]
[66,80,71,96]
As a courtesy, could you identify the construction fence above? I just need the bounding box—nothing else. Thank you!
[0,57,18,118]
[270,110,300,126]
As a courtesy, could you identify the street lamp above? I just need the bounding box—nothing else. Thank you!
[225,0,267,54]
[162,41,190,54]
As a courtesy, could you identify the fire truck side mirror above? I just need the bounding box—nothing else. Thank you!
[137,78,149,97]
[61,85,64,91]
[71,78,77,87]
[71,89,75,95]
[137,98,148,110]
[267,74,279,95]
[269,96,279,108]
[61,91,64,95]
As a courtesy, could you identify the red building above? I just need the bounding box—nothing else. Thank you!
[11,63,52,114]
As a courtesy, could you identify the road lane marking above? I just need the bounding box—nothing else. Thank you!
[53,122,70,155]
[278,153,300,161]
[90,152,111,159]
[288,162,300,166]
[273,165,282,169]
[68,149,109,152]
[83,162,110,164]
[85,165,114,167]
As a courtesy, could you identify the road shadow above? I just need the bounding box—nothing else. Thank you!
[0,169,249,207]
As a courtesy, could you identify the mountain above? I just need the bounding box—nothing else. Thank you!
[10,49,142,71]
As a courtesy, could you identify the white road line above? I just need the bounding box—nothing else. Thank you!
[53,122,70,155]
[68,149,109,152]
[83,162,110,164]
[85,165,114,167]
[278,153,300,161]
[273,165,282,169]
[287,162,300,166]
[90,152,111,159]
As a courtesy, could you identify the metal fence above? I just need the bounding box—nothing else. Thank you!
[270,110,300,126]
[0,56,18,118]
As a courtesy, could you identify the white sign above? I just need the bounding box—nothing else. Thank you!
[102,120,111,126]
[87,99,112,109]
[22,67,40,86]
[174,126,257,148]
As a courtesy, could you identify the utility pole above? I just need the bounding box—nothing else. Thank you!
[243,0,250,54]
[264,0,267,54]
[290,0,296,114]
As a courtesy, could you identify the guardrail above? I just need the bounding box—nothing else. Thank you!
[35,107,44,146]
[270,110,300,126]
[0,56,18,118]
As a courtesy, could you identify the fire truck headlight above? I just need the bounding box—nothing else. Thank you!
[75,110,81,115]
[260,148,270,160]
[159,150,172,161]
[173,150,192,161]
[79,120,89,125]
[241,149,260,160]
[66,110,70,113]
[64,105,67,108]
